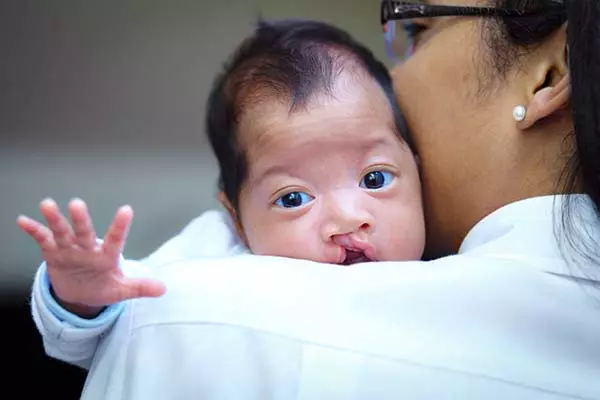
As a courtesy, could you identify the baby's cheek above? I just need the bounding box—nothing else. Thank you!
[250,230,289,255]
[245,216,327,262]
[379,207,426,261]
[245,221,301,256]
[400,228,426,261]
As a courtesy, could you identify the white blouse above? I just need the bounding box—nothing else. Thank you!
[32,195,600,399]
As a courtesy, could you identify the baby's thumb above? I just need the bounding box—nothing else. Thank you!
[120,278,167,301]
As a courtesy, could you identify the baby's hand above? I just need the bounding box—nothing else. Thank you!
[17,198,165,318]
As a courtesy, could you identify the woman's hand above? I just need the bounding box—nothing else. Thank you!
[17,198,166,318]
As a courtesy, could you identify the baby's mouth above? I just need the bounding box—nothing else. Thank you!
[342,249,372,265]
[334,234,377,265]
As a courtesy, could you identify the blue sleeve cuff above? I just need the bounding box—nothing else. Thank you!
[39,263,126,329]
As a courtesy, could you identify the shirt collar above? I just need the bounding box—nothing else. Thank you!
[459,195,600,281]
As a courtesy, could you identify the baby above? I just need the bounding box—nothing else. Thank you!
[18,19,424,318]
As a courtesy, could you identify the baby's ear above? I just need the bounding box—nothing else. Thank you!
[218,192,235,218]
[218,192,248,245]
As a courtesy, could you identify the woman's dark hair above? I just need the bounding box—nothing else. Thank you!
[488,0,600,266]
[206,19,413,210]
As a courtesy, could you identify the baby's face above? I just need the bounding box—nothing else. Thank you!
[228,76,425,264]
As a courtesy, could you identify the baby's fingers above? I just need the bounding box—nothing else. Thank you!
[102,205,134,257]
[68,198,97,250]
[40,199,74,248]
[16,215,57,252]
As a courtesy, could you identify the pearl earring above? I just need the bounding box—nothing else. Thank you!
[512,105,527,122]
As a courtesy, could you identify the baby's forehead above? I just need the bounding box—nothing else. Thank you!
[238,85,404,161]
[242,99,394,148]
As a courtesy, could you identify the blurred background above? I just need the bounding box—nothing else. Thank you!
[0,0,386,397]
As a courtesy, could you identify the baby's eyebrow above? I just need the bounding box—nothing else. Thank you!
[361,135,406,154]
[251,164,292,186]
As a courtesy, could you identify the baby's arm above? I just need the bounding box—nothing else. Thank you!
[20,198,238,369]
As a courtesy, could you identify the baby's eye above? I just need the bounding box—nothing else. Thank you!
[360,171,394,190]
[274,191,314,208]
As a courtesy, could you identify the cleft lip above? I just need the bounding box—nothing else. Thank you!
[333,234,377,265]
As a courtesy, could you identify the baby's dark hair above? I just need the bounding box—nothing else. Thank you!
[206,19,414,210]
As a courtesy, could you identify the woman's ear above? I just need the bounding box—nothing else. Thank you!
[218,192,248,245]
[517,74,570,130]
[517,25,570,130]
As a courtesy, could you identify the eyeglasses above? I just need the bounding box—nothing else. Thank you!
[381,0,566,63]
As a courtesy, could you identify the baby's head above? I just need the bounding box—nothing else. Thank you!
[206,19,425,264]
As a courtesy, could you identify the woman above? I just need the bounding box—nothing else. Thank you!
[386,0,599,261]
[27,0,599,399]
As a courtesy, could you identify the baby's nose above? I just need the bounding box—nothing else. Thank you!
[326,202,374,235]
